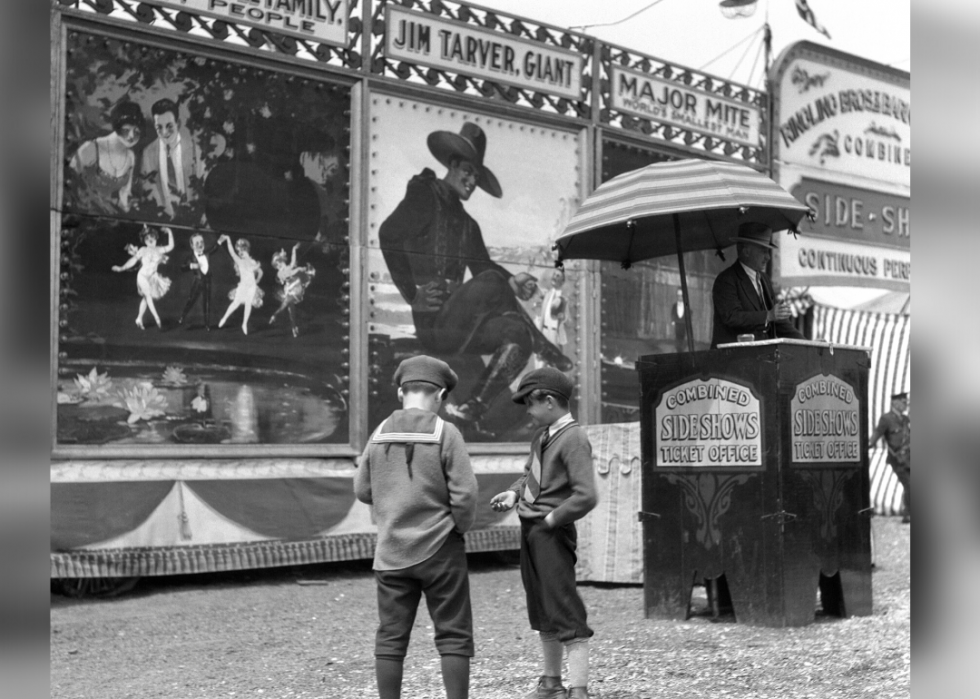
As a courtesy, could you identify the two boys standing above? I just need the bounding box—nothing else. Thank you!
[355,357,597,699]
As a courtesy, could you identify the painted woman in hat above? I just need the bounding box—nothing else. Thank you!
[378,122,572,434]
[709,221,805,347]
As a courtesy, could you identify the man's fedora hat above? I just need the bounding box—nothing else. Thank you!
[427,122,502,198]
[732,221,778,250]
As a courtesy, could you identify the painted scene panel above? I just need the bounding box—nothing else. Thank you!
[366,95,584,442]
[57,33,353,447]
[57,218,351,447]
[62,30,350,243]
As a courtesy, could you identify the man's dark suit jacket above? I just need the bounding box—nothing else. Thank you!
[180,242,219,281]
[710,262,804,348]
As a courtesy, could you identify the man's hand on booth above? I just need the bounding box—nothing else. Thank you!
[767,301,793,324]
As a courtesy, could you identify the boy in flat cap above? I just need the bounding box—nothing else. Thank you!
[490,367,598,699]
[869,391,910,523]
[355,355,479,699]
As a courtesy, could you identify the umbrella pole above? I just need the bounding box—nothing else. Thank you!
[674,213,696,353]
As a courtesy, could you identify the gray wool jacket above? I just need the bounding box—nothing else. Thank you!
[355,408,478,570]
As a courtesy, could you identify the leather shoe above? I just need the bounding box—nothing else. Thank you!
[524,675,566,699]
[567,688,590,699]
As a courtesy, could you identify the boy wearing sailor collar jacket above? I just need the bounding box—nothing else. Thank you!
[355,355,478,699]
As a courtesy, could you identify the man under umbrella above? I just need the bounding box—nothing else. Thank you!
[710,221,804,348]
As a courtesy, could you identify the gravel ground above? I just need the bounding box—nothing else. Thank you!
[50,517,909,699]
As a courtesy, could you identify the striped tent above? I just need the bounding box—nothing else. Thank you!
[554,159,811,265]
[813,305,911,515]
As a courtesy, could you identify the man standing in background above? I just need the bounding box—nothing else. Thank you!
[870,391,911,523]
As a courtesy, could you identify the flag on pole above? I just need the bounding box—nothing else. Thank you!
[795,0,831,39]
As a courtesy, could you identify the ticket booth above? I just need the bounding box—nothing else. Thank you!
[637,340,873,627]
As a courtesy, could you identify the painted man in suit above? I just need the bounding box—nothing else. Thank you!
[710,222,804,348]
[177,233,219,331]
[670,287,688,353]
[140,98,204,220]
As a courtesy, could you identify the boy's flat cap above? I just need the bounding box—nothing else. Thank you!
[394,355,458,392]
[511,367,573,403]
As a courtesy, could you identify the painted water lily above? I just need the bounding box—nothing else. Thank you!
[161,365,189,386]
[117,383,168,424]
[73,367,113,402]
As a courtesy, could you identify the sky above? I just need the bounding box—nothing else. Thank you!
[471,0,909,89]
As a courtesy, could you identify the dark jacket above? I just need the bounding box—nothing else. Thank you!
[508,422,598,528]
[710,262,804,348]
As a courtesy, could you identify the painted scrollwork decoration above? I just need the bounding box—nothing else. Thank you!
[798,468,855,540]
[663,472,756,550]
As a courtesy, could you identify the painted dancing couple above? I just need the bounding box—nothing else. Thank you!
[112,225,313,337]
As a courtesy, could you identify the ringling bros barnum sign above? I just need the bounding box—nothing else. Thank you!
[610,67,761,148]
[771,42,910,291]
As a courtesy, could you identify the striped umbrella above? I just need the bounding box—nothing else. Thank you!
[554,158,812,350]
[555,158,811,265]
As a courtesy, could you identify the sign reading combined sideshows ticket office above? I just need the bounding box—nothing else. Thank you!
[791,374,861,464]
[654,377,762,468]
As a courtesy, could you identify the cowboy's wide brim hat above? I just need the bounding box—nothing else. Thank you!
[427,122,502,198]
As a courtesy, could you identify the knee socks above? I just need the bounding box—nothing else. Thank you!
[540,632,564,677]
[376,654,470,699]
[440,654,469,699]
[375,656,403,699]
[539,633,589,688]
[565,637,589,689]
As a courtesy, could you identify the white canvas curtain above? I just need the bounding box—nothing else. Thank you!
[812,305,911,515]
